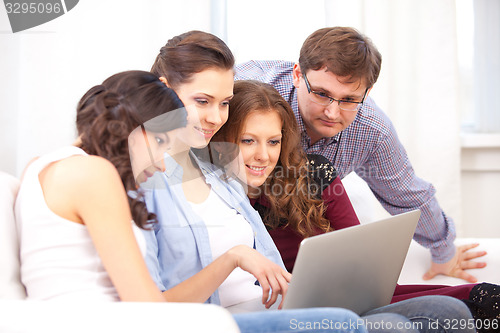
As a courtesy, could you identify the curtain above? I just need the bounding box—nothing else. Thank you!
[474,0,500,133]
[0,0,212,176]
[322,0,463,231]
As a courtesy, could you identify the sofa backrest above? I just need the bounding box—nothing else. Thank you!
[0,171,26,299]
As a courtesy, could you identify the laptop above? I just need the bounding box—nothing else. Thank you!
[226,209,421,315]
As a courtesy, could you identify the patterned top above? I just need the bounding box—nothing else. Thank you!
[236,60,456,263]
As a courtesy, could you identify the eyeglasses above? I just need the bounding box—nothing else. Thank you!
[302,73,368,111]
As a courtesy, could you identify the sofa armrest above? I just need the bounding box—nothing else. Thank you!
[398,238,500,286]
[0,171,26,299]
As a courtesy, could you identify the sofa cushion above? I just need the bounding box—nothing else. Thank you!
[0,300,241,332]
[0,171,26,299]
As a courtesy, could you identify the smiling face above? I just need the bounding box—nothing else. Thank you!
[236,110,282,193]
[128,126,169,184]
[171,68,234,149]
[293,64,370,144]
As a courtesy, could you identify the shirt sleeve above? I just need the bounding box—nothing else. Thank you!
[140,190,167,291]
[355,121,456,263]
[235,60,265,80]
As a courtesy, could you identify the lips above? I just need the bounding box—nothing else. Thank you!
[246,165,266,176]
[319,118,338,126]
[194,126,216,138]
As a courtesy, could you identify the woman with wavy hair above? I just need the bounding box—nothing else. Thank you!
[212,80,361,270]
[213,80,499,331]
[211,80,482,332]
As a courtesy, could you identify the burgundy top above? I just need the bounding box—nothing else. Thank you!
[251,176,474,303]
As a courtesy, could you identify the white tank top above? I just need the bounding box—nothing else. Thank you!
[189,189,262,307]
[15,146,146,301]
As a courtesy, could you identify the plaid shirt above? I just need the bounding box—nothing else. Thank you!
[235,60,456,263]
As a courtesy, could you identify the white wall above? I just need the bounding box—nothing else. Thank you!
[460,134,500,237]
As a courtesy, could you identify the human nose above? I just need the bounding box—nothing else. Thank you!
[324,101,341,118]
[254,143,269,162]
[205,106,223,126]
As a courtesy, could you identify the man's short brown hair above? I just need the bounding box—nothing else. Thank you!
[299,27,382,88]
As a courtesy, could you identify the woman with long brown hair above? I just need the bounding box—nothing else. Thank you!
[212,79,480,332]
[212,80,362,270]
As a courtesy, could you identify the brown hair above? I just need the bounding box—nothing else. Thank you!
[150,30,235,89]
[213,80,331,238]
[76,70,186,229]
[299,27,382,88]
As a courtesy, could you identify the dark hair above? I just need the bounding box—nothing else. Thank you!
[76,70,186,229]
[150,30,235,89]
[299,27,382,88]
[213,80,331,237]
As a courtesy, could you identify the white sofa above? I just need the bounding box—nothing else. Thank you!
[0,171,240,333]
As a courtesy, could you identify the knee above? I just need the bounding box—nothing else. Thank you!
[363,313,418,333]
[417,295,473,320]
[234,307,368,333]
[291,307,367,331]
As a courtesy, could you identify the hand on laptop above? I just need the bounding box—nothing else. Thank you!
[422,243,487,283]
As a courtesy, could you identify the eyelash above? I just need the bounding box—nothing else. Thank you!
[240,138,281,145]
[194,99,230,108]
[195,99,208,105]
[154,134,169,145]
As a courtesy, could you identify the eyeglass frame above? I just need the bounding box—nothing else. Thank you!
[302,72,369,111]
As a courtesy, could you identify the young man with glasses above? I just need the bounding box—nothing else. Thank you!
[235,26,486,283]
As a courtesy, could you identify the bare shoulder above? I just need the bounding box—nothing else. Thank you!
[42,155,123,196]
[38,155,125,224]
[56,155,118,178]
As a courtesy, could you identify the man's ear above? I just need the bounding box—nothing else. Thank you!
[159,76,170,87]
[292,63,302,89]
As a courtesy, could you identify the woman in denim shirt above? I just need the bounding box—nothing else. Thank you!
[142,30,290,309]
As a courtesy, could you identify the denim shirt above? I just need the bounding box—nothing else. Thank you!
[140,151,285,305]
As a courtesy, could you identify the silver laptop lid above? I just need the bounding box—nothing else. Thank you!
[282,209,421,314]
